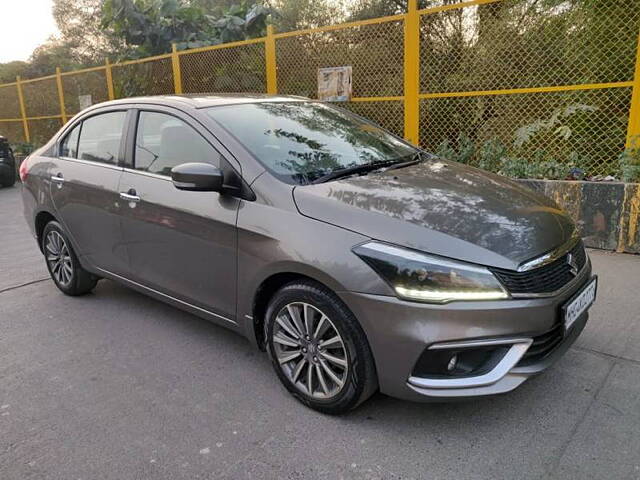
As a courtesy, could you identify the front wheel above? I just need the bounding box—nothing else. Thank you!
[265,281,377,414]
[42,221,98,296]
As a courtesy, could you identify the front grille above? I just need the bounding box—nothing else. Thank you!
[518,323,564,366]
[490,240,586,295]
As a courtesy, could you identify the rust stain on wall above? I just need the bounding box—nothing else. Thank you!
[551,182,582,230]
[625,184,640,250]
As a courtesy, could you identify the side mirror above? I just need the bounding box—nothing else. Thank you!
[170,162,224,192]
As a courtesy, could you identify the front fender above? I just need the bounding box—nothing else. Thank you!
[235,200,392,346]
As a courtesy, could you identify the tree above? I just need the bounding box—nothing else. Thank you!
[0,61,29,83]
[101,0,270,57]
[0,38,93,80]
[52,0,124,62]
[347,0,407,21]
[266,0,346,32]
[186,0,238,17]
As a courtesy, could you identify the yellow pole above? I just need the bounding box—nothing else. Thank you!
[55,67,67,124]
[105,59,115,100]
[403,0,420,145]
[265,25,278,94]
[16,76,30,143]
[626,27,640,149]
[171,44,183,94]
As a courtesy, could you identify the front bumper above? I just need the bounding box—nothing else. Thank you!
[339,262,593,402]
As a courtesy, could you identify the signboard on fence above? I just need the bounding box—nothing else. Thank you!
[318,66,352,102]
[78,95,93,110]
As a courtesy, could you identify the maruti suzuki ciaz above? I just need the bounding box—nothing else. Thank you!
[20,94,597,414]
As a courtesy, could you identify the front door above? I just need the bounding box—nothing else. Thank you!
[49,110,128,275]
[118,109,239,320]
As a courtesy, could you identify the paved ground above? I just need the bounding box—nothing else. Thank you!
[1,184,640,480]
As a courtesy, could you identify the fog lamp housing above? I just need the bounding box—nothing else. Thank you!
[411,346,509,379]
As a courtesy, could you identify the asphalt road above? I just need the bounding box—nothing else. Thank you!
[1,184,640,480]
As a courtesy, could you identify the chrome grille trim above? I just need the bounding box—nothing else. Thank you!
[490,239,589,298]
[516,232,581,272]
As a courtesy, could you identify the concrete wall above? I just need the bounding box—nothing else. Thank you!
[519,180,640,254]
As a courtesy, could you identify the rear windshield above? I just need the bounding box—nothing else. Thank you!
[0,140,9,158]
[206,102,417,185]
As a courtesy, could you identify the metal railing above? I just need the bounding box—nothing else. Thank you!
[0,0,639,177]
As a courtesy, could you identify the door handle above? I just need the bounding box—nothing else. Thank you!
[51,174,64,184]
[120,190,140,203]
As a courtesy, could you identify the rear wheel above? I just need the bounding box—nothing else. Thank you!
[265,280,377,414]
[42,221,98,296]
[0,174,15,187]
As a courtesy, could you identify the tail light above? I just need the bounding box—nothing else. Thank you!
[19,156,30,182]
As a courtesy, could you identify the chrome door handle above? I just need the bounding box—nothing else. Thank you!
[51,175,64,184]
[120,192,140,202]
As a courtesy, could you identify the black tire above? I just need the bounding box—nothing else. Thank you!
[265,280,377,414]
[0,174,15,188]
[42,221,98,296]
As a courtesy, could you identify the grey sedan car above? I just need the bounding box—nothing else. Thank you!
[21,95,597,414]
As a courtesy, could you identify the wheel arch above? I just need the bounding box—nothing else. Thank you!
[34,210,57,253]
[249,266,347,351]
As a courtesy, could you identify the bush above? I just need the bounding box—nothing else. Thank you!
[619,141,640,183]
[10,142,34,156]
[431,103,640,181]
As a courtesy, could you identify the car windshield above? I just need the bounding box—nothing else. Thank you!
[206,102,418,184]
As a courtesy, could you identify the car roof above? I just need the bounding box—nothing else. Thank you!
[92,93,310,110]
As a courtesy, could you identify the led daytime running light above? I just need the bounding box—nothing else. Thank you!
[394,286,509,303]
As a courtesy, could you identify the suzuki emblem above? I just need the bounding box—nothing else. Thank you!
[566,253,579,276]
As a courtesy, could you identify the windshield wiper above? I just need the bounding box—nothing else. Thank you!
[310,153,423,185]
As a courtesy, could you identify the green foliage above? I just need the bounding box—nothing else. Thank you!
[436,134,575,181]
[619,138,640,183]
[267,0,346,32]
[432,100,637,181]
[477,138,507,173]
[0,61,29,83]
[513,104,598,149]
[52,0,124,63]
[500,152,567,181]
[435,134,474,166]
[101,0,270,57]
[10,142,35,156]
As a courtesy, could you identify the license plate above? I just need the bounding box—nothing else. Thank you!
[563,276,597,332]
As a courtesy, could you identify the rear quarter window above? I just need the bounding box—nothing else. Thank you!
[60,124,81,158]
[76,112,127,165]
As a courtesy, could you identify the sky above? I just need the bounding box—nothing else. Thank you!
[0,0,58,63]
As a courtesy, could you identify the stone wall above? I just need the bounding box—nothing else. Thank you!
[519,180,640,254]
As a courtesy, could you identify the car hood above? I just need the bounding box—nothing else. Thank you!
[292,160,575,270]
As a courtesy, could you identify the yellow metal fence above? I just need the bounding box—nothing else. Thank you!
[1,0,639,178]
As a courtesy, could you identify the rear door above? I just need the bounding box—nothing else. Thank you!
[49,109,129,275]
[118,107,239,321]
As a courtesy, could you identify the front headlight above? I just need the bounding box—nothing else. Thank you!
[353,241,509,304]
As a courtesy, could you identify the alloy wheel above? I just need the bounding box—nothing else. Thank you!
[272,302,349,400]
[45,230,73,287]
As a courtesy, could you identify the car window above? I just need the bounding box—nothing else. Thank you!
[77,111,126,165]
[135,111,220,177]
[206,102,417,185]
[60,124,81,158]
